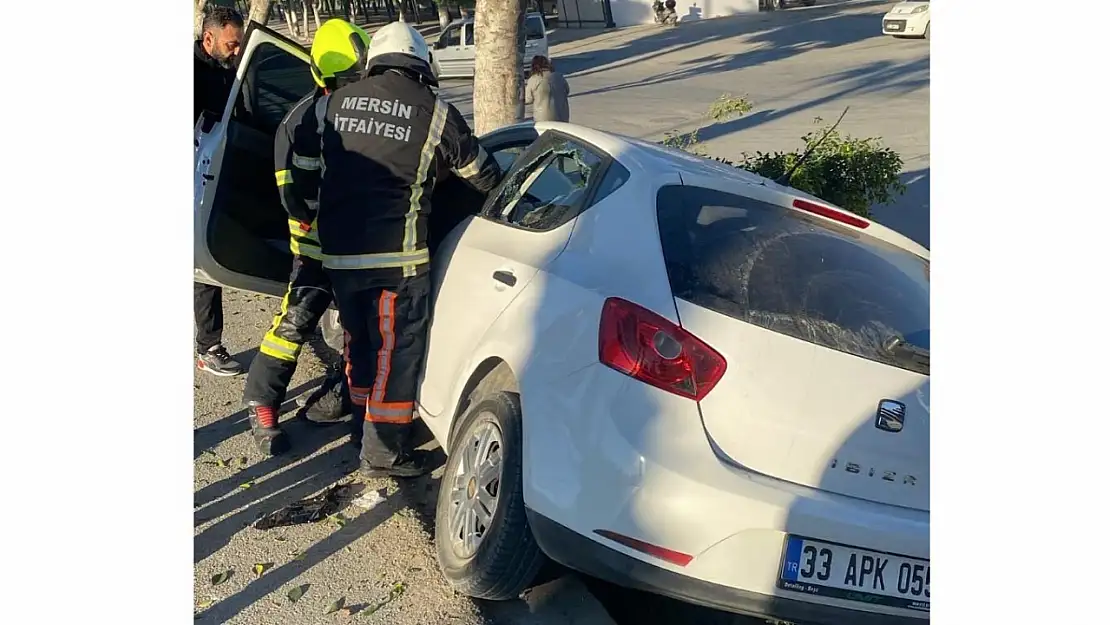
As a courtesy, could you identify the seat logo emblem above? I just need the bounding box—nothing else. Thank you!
[875,400,906,433]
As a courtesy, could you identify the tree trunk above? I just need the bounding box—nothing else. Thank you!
[311,0,322,31]
[473,0,525,135]
[301,0,311,36]
[437,2,450,29]
[194,0,209,38]
[249,0,274,26]
[284,1,299,37]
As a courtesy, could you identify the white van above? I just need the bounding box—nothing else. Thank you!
[431,12,549,80]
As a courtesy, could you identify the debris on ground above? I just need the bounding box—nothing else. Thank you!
[287,583,310,603]
[254,483,364,530]
[352,489,386,510]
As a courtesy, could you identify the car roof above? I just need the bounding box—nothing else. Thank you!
[527,121,929,259]
[447,12,544,28]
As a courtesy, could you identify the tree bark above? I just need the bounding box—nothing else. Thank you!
[248,0,275,26]
[473,0,525,135]
[437,2,450,29]
[194,0,209,38]
[311,0,322,29]
[284,1,300,37]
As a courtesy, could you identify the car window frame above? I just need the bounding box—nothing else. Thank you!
[478,130,621,233]
[525,15,546,40]
[440,24,461,48]
[237,41,316,134]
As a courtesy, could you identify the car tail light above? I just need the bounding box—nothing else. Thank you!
[598,297,726,401]
[792,198,871,229]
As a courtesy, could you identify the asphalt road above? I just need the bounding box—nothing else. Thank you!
[194,2,928,623]
[441,0,929,247]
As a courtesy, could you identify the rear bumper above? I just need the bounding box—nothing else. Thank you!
[528,510,924,625]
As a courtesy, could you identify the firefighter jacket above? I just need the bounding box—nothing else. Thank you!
[292,61,502,278]
[274,91,325,260]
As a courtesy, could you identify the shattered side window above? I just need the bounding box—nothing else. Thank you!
[484,135,624,232]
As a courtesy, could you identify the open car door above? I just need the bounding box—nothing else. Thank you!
[194,23,314,298]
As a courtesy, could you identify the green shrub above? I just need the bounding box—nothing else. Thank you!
[662,96,906,218]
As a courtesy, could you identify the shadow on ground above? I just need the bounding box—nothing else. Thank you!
[560,0,892,95]
[650,55,928,145]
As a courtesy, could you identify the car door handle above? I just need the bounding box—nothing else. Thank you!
[492,270,517,287]
[201,173,214,181]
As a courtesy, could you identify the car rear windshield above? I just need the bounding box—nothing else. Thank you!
[526,16,545,40]
[656,185,930,375]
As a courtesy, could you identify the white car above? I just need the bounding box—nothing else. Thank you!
[196,24,930,625]
[431,12,549,80]
[883,1,930,38]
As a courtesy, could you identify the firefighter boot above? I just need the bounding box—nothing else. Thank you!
[247,403,290,456]
[303,372,352,425]
[359,450,432,479]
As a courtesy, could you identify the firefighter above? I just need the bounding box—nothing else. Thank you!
[241,19,373,456]
[292,21,502,477]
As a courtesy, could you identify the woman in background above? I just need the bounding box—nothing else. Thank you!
[524,55,571,123]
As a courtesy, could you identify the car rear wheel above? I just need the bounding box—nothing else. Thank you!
[434,390,545,600]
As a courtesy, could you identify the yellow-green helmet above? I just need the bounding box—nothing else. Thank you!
[310,19,372,89]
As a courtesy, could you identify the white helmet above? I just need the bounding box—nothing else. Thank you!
[365,21,430,67]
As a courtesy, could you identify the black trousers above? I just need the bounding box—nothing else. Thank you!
[326,269,431,467]
[194,282,223,353]
[243,256,335,408]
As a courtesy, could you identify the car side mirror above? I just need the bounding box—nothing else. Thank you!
[434,38,446,50]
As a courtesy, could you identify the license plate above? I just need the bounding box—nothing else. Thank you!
[886,22,904,31]
[777,536,929,611]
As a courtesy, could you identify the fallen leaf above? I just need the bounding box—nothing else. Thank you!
[324,596,345,614]
[238,456,249,466]
[329,513,348,528]
[274,535,287,542]
[196,598,215,609]
[216,456,228,468]
[239,481,253,490]
[390,582,406,598]
[201,449,217,459]
[287,583,309,603]
[211,570,233,586]
[252,562,273,577]
[290,550,306,561]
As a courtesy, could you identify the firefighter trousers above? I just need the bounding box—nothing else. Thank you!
[242,256,335,408]
[326,269,431,467]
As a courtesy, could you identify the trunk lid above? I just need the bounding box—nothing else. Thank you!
[653,184,930,511]
[677,301,929,511]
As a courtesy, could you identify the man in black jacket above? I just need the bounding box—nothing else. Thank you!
[193,6,245,376]
[293,22,502,478]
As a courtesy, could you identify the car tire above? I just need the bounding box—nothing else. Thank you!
[321,309,345,353]
[434,390,545,600]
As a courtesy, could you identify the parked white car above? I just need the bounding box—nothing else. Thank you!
[883,1,930,38]
[196,24,930,625]
[431,12,549,79]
